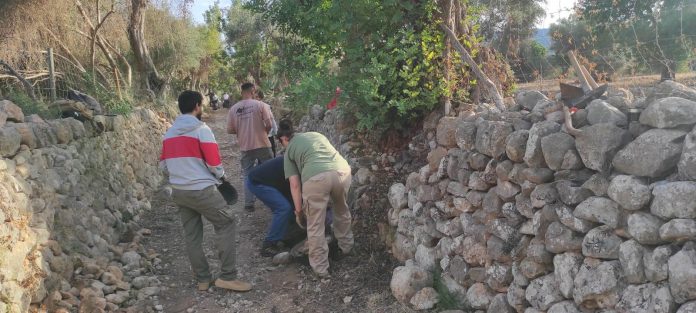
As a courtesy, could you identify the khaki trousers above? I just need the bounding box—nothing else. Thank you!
[302,170,354,275]
[172,185,238,282]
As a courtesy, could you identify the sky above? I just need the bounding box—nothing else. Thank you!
[189,0,577,29]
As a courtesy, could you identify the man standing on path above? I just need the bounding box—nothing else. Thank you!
[227,83,274,212]
[277,119,354,278]
[159,91,252,292]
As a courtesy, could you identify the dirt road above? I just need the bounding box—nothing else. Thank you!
[140,109,410,313]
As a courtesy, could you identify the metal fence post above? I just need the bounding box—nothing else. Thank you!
[47,47,56,102]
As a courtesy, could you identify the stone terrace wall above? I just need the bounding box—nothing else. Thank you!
[0,101,167,313]
[387,80,696,312]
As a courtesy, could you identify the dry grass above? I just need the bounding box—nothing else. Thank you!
[517,72,696,94]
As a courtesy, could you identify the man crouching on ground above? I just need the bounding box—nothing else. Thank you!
[159,90,252,292]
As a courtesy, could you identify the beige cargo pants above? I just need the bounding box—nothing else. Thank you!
[302,170,354,275]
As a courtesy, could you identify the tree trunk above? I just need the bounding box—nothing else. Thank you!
[128,0,166,98]
[660,60,676,81]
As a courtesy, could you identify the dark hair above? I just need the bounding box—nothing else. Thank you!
[178,90,203,114]
[257,90,265,100]
[241,83,255,93]
[276,119,295,139]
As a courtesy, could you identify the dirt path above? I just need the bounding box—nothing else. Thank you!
[140,109,411,313]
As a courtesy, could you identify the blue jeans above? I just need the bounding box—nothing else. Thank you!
[240,147,273,207]
[244,177,293,243]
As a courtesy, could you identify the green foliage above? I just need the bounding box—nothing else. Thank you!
[432,268,461,310]
[550,0,696,77]
[244,0,471,131]
[5,90,57,119]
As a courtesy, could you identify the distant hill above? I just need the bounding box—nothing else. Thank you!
[534,28,551,49]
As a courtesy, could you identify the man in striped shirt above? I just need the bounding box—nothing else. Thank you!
[160,90,251,292]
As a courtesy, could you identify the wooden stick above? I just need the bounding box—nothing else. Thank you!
[440,23,505,111]
[567,50,593,92]
[0,59,38,101]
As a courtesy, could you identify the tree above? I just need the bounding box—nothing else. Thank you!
[128,0,167,97]
[576,0,696,80]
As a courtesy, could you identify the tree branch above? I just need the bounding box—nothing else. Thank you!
[440,23,505,111]
[0,59,38,101]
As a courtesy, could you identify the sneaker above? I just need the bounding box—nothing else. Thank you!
[314,271,331,279]
[260,241,283,257]
[214,279,252,292]
[197,281,210,291]
[244,205,255,212]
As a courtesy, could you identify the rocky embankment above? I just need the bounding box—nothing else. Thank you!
[0,100,168,313]
[387,80,696,312]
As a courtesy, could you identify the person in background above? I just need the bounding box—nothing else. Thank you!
[276,119,354,278]
[222,92,231,109]
[227,83,274,212]
[159,90,251,292]
[256,90,278,157]
[209,91,219,110]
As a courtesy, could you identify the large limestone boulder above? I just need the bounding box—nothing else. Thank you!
[476,120,513,158]
[467,282,495,309]
[669,244,696,303]
[586,99,628,127]
[505,130,529,163]
[619,240,646,284]
[613,129,686,178]
[524,121,561,168]
[659,219,696,242]
[516,90,549,110]
[390,264,433,303]
[0,100,24,122]
[607,175,651,211]
[627,213,665,245]
[575,123,630,173]
[651,182,696,219]
[582,225,622,259]
[640,97,696,128]
[645,245,679,283]
[678,128,696,180]
[388,183,408,210]
[0,126,21,157]
[455,121,477,151]
[615,282,674,313]
[409,287,439,310]
[573,259,623,309]
[679,302,696,313]
[526,274,564,310]
[648,80,696,104]
[436,117,459,147]
[574,197,620,228]
[541,132,577,171]
[554,252,584,299]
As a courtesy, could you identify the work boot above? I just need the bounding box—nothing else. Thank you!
[260,241,284,257]
[214,279,252,292]
[197,281,210,291]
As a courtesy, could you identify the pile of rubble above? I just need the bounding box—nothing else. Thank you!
[387,80,696,312]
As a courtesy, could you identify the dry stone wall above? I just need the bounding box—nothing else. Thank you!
[388,81,696,312]
[0,100,167,313]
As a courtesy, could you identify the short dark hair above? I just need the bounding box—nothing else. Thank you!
[276,119,295,139]
[178,90,203,114]
[241,83,255,93]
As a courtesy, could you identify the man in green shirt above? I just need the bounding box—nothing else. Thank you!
[276,119,353,278]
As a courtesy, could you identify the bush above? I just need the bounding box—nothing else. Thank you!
[5,90,59,119]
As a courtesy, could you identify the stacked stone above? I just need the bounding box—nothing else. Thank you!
[0,101,168,312]
[388,81,696,312]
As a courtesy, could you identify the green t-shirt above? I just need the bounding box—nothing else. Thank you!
[283,132,351,183]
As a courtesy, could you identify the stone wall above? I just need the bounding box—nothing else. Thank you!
[388,81,696,312]
[0,100,168,313]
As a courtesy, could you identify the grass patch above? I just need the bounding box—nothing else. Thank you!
[432,268,462,310]
[5,90,60,119]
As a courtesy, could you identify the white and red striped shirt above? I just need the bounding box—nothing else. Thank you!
[159,115,225,190]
